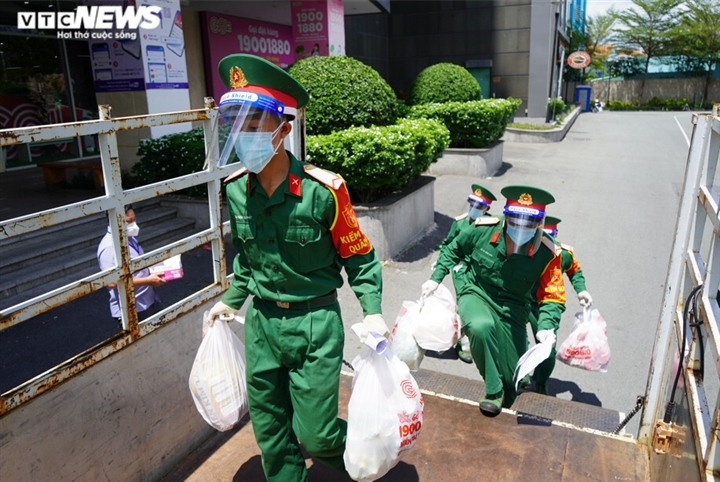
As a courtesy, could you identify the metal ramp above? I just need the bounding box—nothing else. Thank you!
[161,370,649,482]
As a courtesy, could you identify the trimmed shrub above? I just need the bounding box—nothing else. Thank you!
[407,63,481,106]
[548,98,567,117]
[288,56,396,136]
[133,127,207,196]
[605,98,689,111]
[306,118,450,202]
[407,98,521,148]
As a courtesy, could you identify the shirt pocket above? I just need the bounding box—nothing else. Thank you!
[500,263,537,298]
[283,225,333,273]
[234,219,261,268]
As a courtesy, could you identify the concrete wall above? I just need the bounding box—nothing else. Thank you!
[527,0,556,118]
[355,176,435,260]
[567,78,720,105]
[427,141,503,178]
[0,298,227,482]
[94,91,150,171]
[182,8,209,111]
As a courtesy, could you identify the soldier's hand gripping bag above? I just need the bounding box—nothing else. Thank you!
[413,283,460,352]
[390,300,425,371]
[189,311,248,431]
[344,346,424,482]
[556,307,611,372]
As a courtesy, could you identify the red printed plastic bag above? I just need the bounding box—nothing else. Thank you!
[189,311,248,431]
[390,301,425,371]
[556,307,611,372]
[413,283,460,352]
[344,347,424,482]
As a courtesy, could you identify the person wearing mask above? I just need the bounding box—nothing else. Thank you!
[206,54,387,482]
[421,185,566,415]
[526,215,592,395]
[97,204,164,329]
[435,184,497,363]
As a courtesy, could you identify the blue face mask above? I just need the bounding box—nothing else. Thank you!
[468,207,486,220]
[506,224,536,246]
[234,123,284,173]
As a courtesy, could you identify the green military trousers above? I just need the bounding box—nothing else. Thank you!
[244,297,347,482]
[527,307,557,386]
[457,289,529,407]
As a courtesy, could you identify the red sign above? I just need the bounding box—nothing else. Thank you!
[567,51,591,69]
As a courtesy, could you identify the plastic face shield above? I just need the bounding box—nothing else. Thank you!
[217,91,286,168]
[504,205,544,254]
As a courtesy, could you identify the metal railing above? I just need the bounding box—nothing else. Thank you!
[639,107,720,481]
[0,98,238,414]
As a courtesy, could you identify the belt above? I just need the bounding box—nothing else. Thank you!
[265,291,338,311]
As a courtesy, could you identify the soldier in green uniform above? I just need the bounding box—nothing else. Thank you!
[422,186,566,415]
[207,54,388,482]
[527,215,592,395]
[435,184,497,363]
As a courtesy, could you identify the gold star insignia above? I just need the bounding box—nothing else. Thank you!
[518,193,533,205]
[229,66,248,90]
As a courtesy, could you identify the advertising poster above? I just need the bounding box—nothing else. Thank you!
[87,0,145,92]
[138,0,188,89]
[291,0,345,62]
[201,13,293,99]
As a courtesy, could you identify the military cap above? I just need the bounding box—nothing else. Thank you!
[543,215,561,236]
[217,54,309,117]
[468,183,497,206]
[501,185,555,219]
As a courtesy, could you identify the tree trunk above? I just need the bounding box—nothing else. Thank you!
[703,63,712,108]
[639,57,650,105]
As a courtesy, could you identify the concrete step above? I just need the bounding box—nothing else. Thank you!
[0,213,196,305]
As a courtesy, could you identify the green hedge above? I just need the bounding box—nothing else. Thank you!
[408,63,481,105]
[407,98,521,148]
[306,118,450,202]
[133,127,207,196]
[606,97,689,111]
[287,56,396,136]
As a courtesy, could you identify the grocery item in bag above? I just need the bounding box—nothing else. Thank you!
[413,283,459,352]
[556,307,611,372]
[189,311,248,431]
[344,330,424,482]
[390,301,425,371]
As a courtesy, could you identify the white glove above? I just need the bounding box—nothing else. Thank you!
[577,290,593,307]
[421,280,439,300]
[360,314,390,342]
[208,301,237,322]
[430,260,437,271]
[536,330,556,346]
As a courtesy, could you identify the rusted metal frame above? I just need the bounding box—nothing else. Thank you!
[0,109,210,147]
[639,115,712,442]
[0,196,115,241]
[711,117,720,136]
[686,367,712,478]
[120,165,236,206]
[0,331,133,415]
[0,268,118,330]
[137,284,225,337]
[126,227,219,275]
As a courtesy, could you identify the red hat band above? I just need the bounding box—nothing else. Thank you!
[236,85,298,109]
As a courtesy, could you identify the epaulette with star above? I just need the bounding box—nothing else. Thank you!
[541,234,562,255]
[224,166,248,184]
[303,163,344,190]
[454,212,469,221]
[475,216,500,226]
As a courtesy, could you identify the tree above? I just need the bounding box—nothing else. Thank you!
[614,0,682,103]
[585,9,617,71]
[670,0,720,105]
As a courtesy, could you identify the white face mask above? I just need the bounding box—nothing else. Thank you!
[126,222,140,237]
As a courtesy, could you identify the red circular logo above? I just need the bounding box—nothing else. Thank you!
[401,380,417,399]
[567,51,591,69]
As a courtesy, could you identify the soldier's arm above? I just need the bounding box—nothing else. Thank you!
[221,206,253,310]
[430,227,474,284]
[562,248,588,294]
[437,218,462,250]
[535,255,567,332]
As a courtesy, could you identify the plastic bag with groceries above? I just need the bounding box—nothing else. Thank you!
[556,306,611,372]
[413,283,460,352]
[390,300,425,371]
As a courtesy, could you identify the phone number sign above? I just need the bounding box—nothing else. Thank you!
[201,13,293,99]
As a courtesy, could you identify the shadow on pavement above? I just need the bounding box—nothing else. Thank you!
[549,378,602,407]
[394,212,454,263]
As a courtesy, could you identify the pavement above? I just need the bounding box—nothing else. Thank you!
[0,110,710,437]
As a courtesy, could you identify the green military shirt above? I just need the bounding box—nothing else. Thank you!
[431,214,566,331]
[221,153,383,316]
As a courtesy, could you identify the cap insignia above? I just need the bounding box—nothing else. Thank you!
[229,66,248,90]
[474,189,483,196]
[518,193,533,205]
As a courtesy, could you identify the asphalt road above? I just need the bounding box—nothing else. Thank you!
[1,110,712,438]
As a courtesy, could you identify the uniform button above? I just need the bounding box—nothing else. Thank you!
[241,234,246,240]
[268,239,274,245]
[272,265,279,272]
[279,287,286,294]
[265,210,271,217]
[300,236,306,244]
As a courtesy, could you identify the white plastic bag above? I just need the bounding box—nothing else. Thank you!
[344,344,424,482]
[390,301,425,371]
[556,307,611,372]
[413,283,460,352]
[189,311,248,431]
